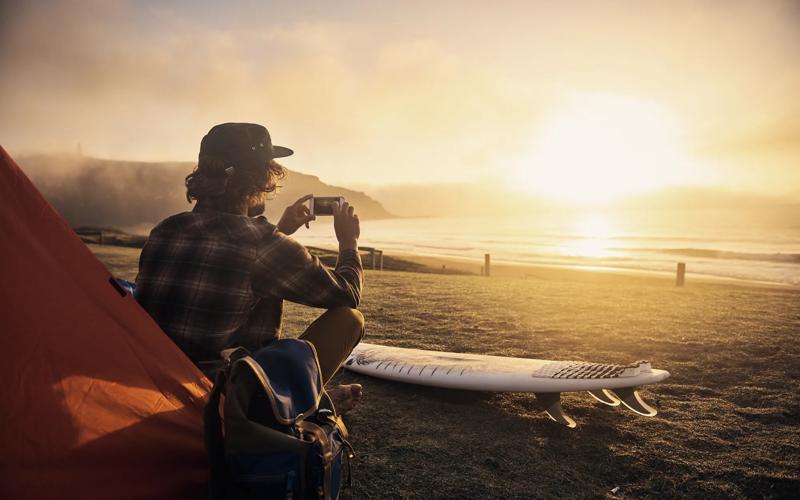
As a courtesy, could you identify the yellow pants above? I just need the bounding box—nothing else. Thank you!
[299,307,365,384]
[198,307,364,381]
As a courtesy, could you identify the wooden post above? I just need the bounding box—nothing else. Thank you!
[676,262,686,287]
[358,246,380,271]
[484,253,491,277]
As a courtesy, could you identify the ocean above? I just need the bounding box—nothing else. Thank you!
[292,211,800,286]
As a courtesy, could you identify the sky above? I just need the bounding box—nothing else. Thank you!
[1,0,799,202]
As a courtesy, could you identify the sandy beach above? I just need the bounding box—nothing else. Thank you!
[92,244,800,498]
[370,249,800,291]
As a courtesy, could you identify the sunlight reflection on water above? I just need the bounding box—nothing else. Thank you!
[291,212,800,286]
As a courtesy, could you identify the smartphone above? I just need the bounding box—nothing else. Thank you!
[309,196,344,216]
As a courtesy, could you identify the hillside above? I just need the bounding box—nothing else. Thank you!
[16,153,394,231]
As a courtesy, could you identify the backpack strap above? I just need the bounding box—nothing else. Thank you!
[331,414,355,489]
[203,368,228,500]
[204,347,251,499]
[333,415,349,442]
[296,420,334,500]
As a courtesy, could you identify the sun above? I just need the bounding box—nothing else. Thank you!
[561,215,616,258]
[509,92,702,204]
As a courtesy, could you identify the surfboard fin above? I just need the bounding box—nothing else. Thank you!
[608,387,657,416]
[534,392,577,428]
[587,389,621,406]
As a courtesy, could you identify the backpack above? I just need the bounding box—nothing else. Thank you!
[204,339,354,500]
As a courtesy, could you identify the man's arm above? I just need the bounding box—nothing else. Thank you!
[252,200,363,308]
[252,235,362,308]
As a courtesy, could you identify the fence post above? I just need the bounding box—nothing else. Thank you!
[484,253,491,277]
[676,262,686,287]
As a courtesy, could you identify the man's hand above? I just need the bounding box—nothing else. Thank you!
[333,200,360,251]
[277,194,315,235]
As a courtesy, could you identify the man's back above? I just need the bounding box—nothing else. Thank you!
[136,209,280,364]
[136,207,362,372]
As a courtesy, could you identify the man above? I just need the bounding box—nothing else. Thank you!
[135,122,364,411]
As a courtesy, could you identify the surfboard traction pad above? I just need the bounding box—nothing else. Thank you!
[348,351,661,428]
[531,360,652,379]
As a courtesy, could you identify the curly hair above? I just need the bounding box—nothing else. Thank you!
[185,155,286,212]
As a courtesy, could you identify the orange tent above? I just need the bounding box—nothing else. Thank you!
[0,146,212,499]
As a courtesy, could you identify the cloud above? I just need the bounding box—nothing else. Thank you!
[1,0,798,195]
[0,0,543,186]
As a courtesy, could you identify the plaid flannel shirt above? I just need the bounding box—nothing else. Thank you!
[135,207,363,367]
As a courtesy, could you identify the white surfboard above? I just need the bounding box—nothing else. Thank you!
[344,343,670,428]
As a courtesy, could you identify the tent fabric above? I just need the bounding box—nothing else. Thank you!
[0,146,212,499]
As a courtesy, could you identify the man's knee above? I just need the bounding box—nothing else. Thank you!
[328,307,365,343]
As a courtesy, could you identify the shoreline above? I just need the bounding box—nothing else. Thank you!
[302,242,799,292]
[412,252,800,290]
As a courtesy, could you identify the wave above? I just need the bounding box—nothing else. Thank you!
[618,248,800,264]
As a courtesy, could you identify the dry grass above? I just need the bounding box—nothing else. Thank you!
[94,245,800,499]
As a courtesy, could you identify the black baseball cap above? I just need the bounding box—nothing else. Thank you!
[199,123,293,168]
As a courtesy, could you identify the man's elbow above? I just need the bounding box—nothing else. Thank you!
[325,288,359,309]
[345,290,360,309]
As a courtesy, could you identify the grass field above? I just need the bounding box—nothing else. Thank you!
[93,244,800,499]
